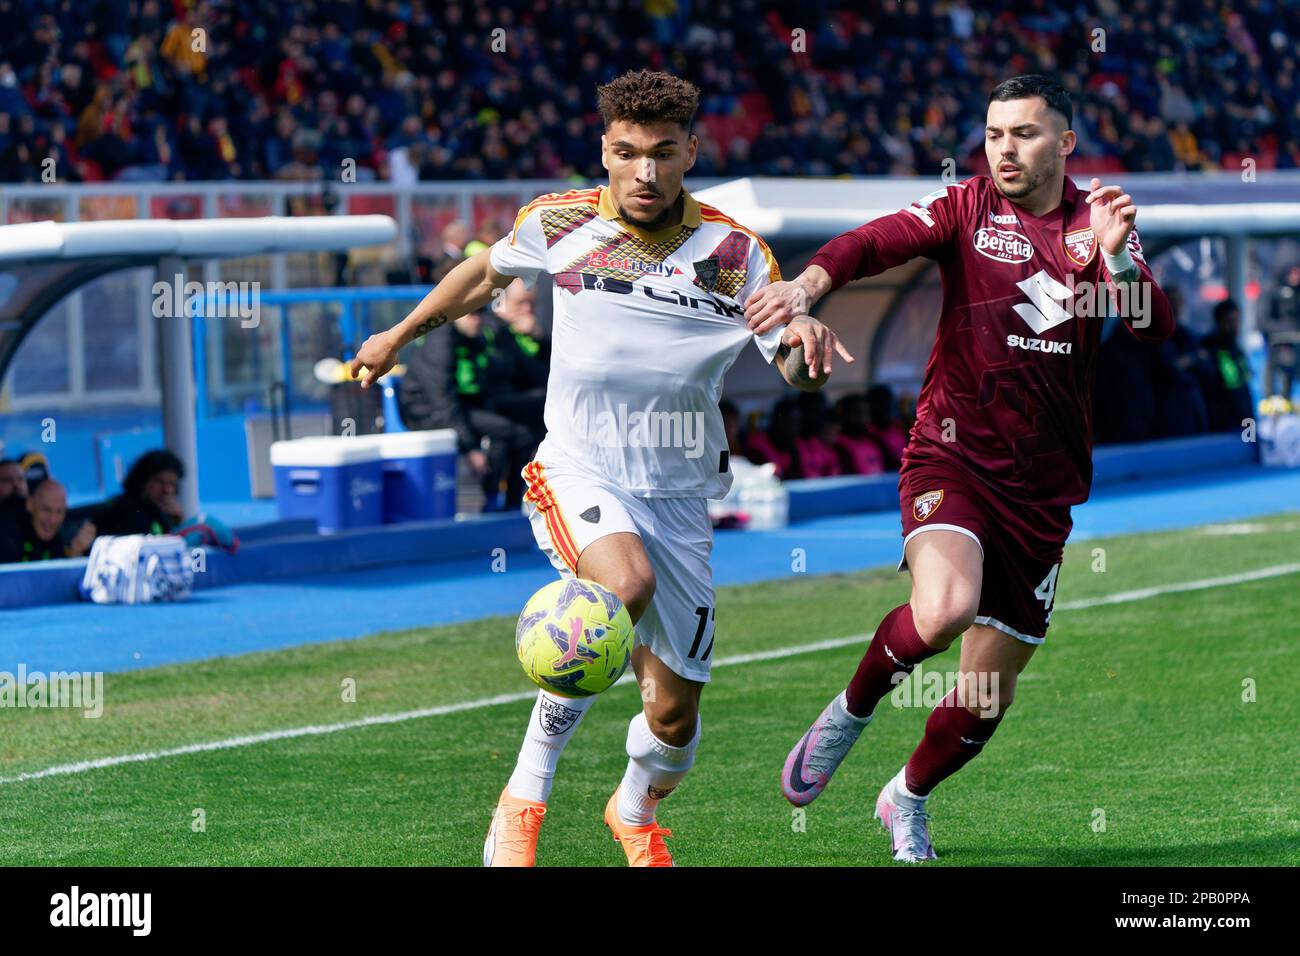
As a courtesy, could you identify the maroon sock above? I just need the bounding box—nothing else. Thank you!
[904,688,1004,797]
[844,603,942,718]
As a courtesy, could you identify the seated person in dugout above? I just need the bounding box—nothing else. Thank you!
[92,449,186,537]
[0,478,95,564]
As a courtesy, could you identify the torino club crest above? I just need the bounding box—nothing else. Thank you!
[1064,228,1097,266]
[913,490,944,522]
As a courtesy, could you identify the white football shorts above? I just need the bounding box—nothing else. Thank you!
[521,457,717,683]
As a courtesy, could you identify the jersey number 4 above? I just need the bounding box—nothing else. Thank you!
[1034,564,1061,623]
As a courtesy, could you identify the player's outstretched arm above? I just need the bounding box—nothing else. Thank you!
[745,185,964,335]
[773,316,855,392]
[349,249,514,388]
[745,265,834,336]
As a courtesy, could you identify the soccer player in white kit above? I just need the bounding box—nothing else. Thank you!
[351,70,852,866]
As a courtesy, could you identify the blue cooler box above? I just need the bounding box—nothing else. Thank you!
[371,429,458,523]
[270,437,384,533]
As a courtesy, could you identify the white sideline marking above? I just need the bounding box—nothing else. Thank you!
[1200,521,1300,536]
[1053,562,1300,610]
[3,562,1298,787]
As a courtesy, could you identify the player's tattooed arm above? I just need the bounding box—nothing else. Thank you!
[350,248,511,387]
[411,312,450,337]
[772,316,854,391]
[776,341,821,391]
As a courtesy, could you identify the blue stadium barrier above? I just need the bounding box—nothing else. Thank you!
[231,517,319,543]
[1091,433,1257,485]
[0,557,85,607]
[785,473,899,523]
[0,513,534,608]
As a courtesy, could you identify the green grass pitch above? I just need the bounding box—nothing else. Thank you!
[1,513,1297,866]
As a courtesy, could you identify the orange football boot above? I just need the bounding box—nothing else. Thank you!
[603,787,675,867]
[483,787,547,867]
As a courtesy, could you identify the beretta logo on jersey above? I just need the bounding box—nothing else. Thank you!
[973,227,1033,263]
[1064,227,1097,266]
[913,489,944,521]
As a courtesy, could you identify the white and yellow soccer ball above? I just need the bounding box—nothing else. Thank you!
[515,578,634,698]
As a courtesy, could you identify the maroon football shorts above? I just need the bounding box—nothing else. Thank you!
[897,452,1073,644]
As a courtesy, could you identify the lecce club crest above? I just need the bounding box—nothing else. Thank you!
[913,489,944,522]
[1064,228,1096,267]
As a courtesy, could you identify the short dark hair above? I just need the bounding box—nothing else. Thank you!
[989,74,1072,128]
[123,448,185,499]
[597,70,699,132]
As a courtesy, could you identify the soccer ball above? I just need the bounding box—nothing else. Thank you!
[515,578,635,697]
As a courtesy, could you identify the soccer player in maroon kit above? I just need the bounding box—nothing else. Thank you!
[744,75,1174,862]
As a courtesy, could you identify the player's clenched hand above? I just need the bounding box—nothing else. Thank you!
[349,331,400,389]
[1085,177,1137,255]
[782,316,855,378]
[745,280,813,335]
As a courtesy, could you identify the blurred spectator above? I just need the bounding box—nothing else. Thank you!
[491,279,549,432]
[0,479,93,563]
[720,399,744,458]
[745,397,803,478]
[92,448,185,536]
[0,457,28,545]
[864,384,908,470]
[0,457,26,503]
[398,310,540,510]
[1264,264,1300,399]
[18,450,50,493]
[441,220,470,260]
[1094,317,1160,443]
[833,394,886,476]
[794,391,842,478]
[432,220,472,283]
[1199,299,1255,432]
[1151,287,1209,438]
[463,220,505,258]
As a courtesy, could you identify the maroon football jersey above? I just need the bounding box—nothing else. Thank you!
[809,175,1173,506]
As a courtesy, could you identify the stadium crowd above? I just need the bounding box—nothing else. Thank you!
[0,0,1297,183]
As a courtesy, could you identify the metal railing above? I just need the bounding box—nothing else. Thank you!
[192,285,431,420]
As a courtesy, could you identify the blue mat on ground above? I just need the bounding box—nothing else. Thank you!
[3,462,1298,675]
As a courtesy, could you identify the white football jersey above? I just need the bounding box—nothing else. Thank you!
[490,185,785,498]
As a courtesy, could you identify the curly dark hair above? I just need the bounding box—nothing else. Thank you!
[596,70,699,132]
[123,448,185,499]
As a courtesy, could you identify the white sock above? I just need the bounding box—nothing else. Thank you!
[506,691,595,803]
[833,690,873,728]
[891,766,927,806]
[617,711,699,826]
